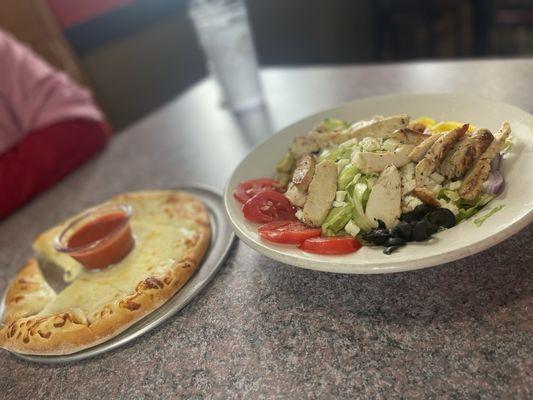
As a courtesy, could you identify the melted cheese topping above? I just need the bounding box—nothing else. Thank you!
[39,280,125,318]
[36,193,202,319]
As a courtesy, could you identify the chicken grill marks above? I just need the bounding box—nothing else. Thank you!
[415,124,469,187]
[439,129,494,180]
[459,123,510,201]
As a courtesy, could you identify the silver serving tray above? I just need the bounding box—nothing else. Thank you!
[0,186,235,363]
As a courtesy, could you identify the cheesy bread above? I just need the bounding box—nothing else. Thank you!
[0,190,210,355]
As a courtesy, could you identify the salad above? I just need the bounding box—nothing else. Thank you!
[234,115,512,255]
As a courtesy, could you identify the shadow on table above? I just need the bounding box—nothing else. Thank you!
[256,226,532,326]
[232,105,274,149]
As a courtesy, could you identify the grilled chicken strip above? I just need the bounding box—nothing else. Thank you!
[408,132,444,162]
[285,183,307,208]
[415,124,468,186]
[292,154,316,191]
[353,144,414,173]
[302,160,337,227]
[469,128,494,158]
[309,115,409,146]
[290,137,320,158]
[439,138,476,179]
[439,128,494,179]
[389,128,429,145]
[412,187,441,208]
[459,122,510,201]
[365,165,402,228]
[408,121,429,133]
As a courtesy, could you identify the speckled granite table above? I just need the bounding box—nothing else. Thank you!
[1,59,532,399]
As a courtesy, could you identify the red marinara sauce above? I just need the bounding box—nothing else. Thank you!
[55,204,134,270]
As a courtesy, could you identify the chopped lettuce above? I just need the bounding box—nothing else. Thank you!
[337,146,353,160]
[365,176,377,191]
[457,194,496,223]
[344,173,362,196]
[474,205,505,227]
[336,158,350,174]
[439,189,461,202]
[475,193,496,207]
[457,207,479,223]
[459,193,495,209]
[358,137,381,152]
[349,182,374,232]
[356,182,371,209]
[445,180,462,191]
[322,118,349,131]
[339,138,358,148]
[338,164,359,190]
[317,148,339,163]
[318,146,352,163]
[275,151,295,187]
[321,204,353,236]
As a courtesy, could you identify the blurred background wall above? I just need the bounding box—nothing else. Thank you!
[2,0,533,129]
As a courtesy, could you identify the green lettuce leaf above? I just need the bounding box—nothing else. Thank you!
[338,164,359,190]
[321,204,354,236]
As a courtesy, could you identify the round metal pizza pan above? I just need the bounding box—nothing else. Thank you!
[1,185,235,363]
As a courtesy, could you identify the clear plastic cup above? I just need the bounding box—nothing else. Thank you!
[54,204,134,270]
[189,0,264,112]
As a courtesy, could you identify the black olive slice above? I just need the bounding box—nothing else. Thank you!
[428,208,456,229]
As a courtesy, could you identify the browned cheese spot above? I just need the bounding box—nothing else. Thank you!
[38,330,52,339]
[53,315,67,328]
[120,300,141,311]
[100,306,113,318]
[143,277,164,290]
[8,324,17,338]
[12,295,24,303]
[165,195,179,204]
[185,233,199,246]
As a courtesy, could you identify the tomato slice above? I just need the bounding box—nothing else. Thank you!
[242,190,295,223]
[258,220,321,244]
[234,178,281,204]
[298,236,362,255]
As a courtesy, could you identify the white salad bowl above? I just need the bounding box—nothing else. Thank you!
[224,93,533,274]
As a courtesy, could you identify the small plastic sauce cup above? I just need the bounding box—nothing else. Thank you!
[54,204,134,270]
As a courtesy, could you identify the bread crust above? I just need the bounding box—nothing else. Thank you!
[0,191,210,355]
[1,259,56,325]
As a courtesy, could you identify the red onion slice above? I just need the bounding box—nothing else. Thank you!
[483,170,505,194]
